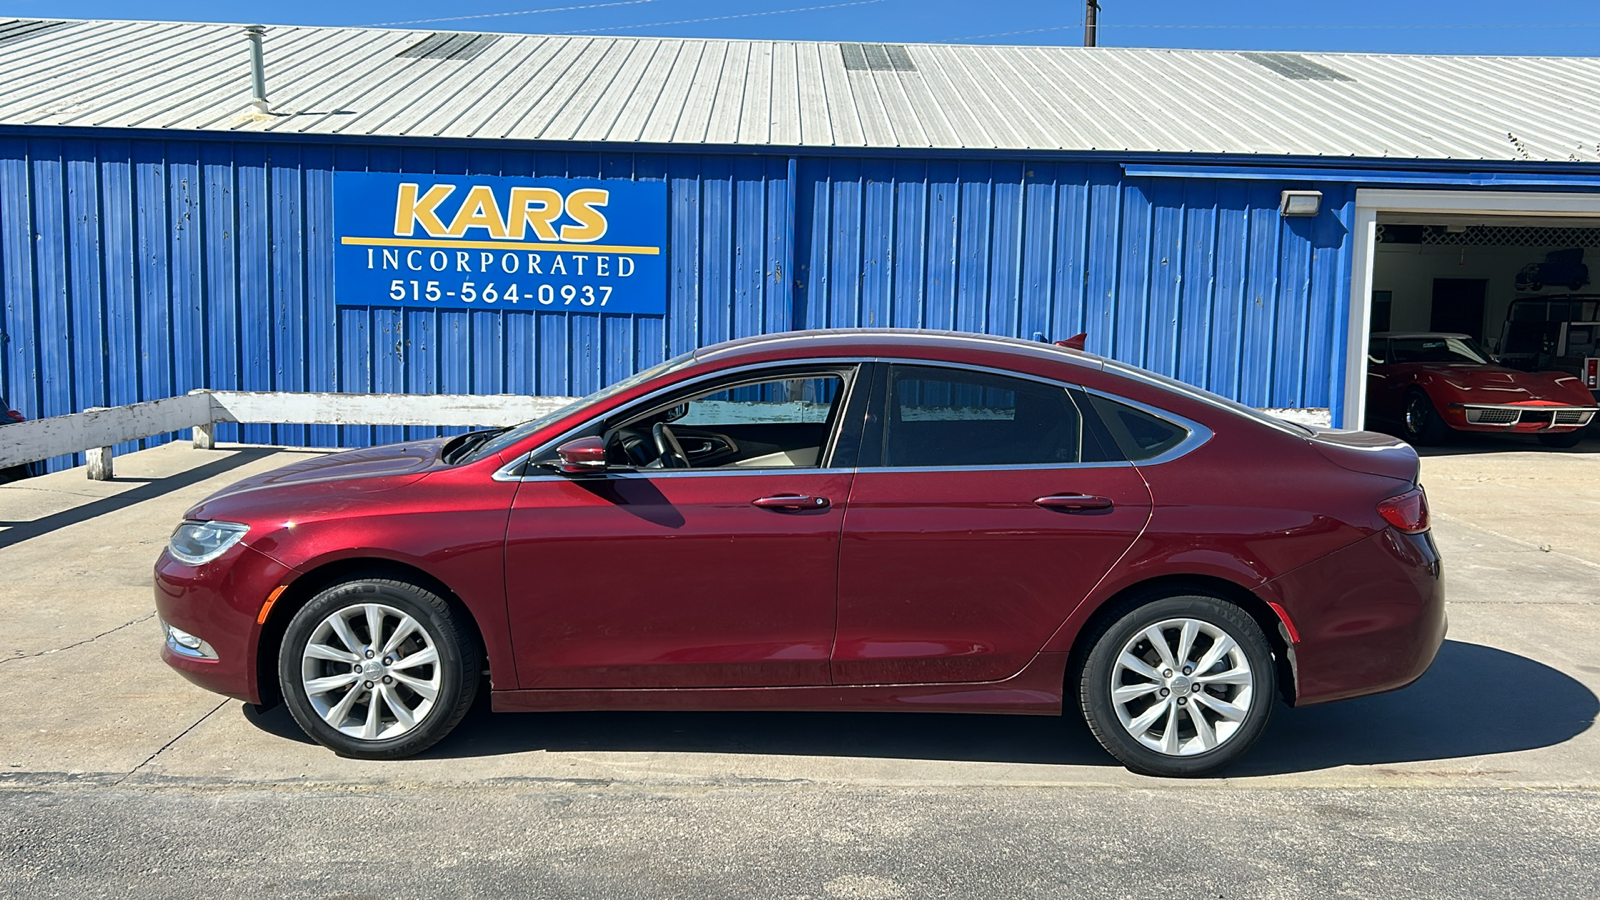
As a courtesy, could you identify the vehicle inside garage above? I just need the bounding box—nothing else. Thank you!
[1366,215,1600,443]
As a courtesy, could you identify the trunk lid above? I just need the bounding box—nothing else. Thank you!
[1305,427,1420,484]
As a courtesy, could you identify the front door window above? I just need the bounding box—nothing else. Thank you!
[504,364,861,689]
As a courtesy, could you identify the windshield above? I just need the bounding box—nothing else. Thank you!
[462,350,697,463]
[1389,336,1492,365]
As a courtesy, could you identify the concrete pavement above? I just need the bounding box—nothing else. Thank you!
[1,435,1597,896]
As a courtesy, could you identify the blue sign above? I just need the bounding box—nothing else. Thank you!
[334,172,667,314]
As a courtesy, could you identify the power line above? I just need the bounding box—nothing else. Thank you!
[373,0,659,28]
[554,0,885,34]
[956,21,1600,41]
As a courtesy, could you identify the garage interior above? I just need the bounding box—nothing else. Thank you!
[1372,215,1599,346]
[1367,211,1600,432]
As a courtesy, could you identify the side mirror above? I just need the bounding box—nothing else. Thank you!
[555,437,608,475]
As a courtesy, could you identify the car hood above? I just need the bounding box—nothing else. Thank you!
[184,438,448,520]
[1401,363,1594,404]
[1305,428,1419,484]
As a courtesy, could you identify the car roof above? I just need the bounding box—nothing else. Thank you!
[688,328,1105,372]
[1370,332,1473,340]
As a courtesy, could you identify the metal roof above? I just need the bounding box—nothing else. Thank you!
[5,17,1600,162]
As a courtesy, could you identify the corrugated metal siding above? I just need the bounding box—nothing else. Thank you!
[796,157,1354,411]
[0,132,1353,470]
[6,18,1600,163]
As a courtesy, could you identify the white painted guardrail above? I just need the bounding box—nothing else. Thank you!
[0,390,576,480]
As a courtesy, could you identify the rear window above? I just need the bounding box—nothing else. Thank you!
[1088,395,1188,461]
[1102,360,1312,438]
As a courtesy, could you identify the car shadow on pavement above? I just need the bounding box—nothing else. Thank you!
[241,639,1597,773]
[1405,430,1600,457]
[1228,639,1598,776]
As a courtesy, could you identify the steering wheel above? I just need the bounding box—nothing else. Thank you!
[651,422,691,469]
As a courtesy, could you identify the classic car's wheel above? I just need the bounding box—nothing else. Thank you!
[1078,594,1276,777]
[1538,430,1585,449]
[279,579,479,759]
[1400,389,1450,445]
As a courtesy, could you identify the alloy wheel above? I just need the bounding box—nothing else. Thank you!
[299,602,441,741]
[1109,617,1255,756]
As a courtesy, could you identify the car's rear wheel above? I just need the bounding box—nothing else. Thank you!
[279,579,479,759]
[1078,594,1276,777]
[1400,389,1450,446]
[1537,430,1585,449]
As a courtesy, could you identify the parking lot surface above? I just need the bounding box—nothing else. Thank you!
[2,436,1598,897]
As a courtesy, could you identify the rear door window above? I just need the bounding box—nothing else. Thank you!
[877,365,1117,467]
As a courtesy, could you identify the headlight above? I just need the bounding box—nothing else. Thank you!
[168,521,250,565]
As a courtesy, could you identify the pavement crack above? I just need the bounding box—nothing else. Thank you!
[0,611,157,666]
[1434,512,1600,572]
[117,700,228,786]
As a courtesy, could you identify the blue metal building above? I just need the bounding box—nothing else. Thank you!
[5,18,1600,465]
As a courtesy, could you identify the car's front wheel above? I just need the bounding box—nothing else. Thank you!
[1400,389,1451,446]
[1078,595,1277,777]
[279,578,480,759]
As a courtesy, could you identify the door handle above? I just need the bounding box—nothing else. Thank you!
[752,494,831,511]
[1034,493,1114,512]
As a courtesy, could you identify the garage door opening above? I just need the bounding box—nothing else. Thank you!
[1348,191,1600,449]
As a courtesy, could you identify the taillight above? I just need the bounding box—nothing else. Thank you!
[4,410,23,423]
[1377,487,1429,534]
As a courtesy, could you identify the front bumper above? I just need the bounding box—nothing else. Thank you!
[1448,403,1596,433]
[153,543,296,704]
[1258,527,1447,706]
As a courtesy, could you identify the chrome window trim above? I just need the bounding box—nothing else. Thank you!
[1103,359,1314,439]
[493,353,1215,480]
[855,359,1209,472]
[1079,387,1214,467]
[494,357,874,482]
[492,457,531,482]
[509,467,860,484]
[856,460,1136,474]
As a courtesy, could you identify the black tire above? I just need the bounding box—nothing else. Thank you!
[1078,594,1277,777]
[279,578,480,759]
[1538,430,1585,449]
[1400,389,1451,446]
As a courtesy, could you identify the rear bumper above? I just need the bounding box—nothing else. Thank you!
[153,544,295,704]
[1259,528,1447,706]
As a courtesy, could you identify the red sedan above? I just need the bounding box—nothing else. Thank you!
[1366,332,1597,447]
[154,330,1444,777]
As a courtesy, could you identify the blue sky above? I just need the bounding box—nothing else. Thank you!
[9,0,1600,54]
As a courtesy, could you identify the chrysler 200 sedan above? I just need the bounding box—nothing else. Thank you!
[154,330,1445,777]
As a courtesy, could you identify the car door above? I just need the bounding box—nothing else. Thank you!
[832,363,1154,686]
[503,364,864,689]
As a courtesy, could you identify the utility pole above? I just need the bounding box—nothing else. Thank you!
[1084,0,1100,47]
